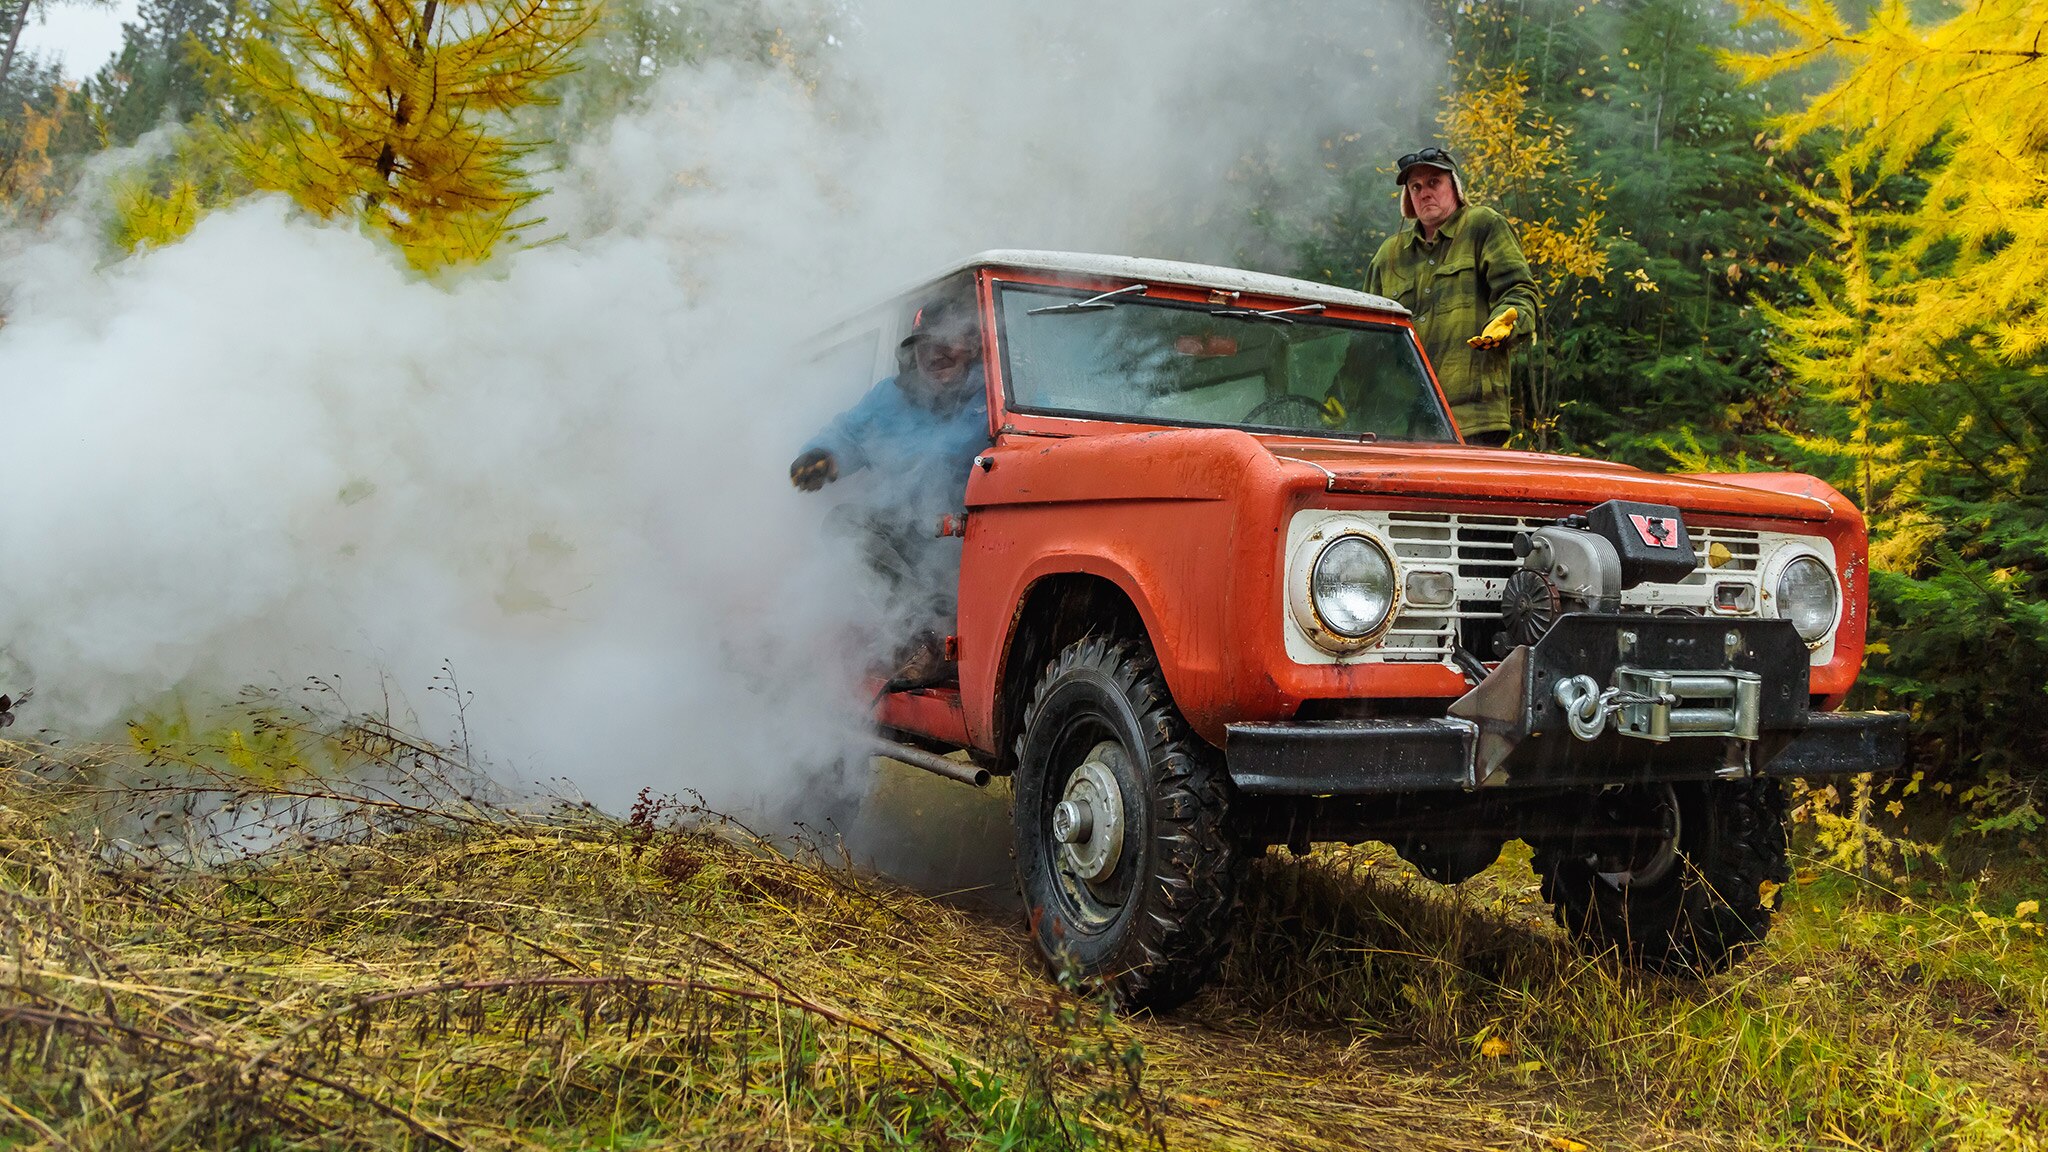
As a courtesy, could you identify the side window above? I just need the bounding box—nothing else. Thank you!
[804,328,886,394]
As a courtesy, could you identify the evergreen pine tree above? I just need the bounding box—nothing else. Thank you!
[84,0,238,146]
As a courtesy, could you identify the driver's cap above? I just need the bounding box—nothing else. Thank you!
[899,293,979,352]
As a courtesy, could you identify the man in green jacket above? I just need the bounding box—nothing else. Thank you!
[1364,147,1539,446]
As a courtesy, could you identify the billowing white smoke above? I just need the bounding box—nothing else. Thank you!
[0,1,1433,814]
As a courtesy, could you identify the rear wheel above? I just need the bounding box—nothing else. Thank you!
[1013,636,1241,1011]
[1532,779,1788,975]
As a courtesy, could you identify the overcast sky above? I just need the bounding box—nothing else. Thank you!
[18,0,139,77]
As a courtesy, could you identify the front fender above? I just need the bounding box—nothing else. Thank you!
[957,428,1299,749]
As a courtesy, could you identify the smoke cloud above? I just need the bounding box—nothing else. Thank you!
[0,1,1435,816]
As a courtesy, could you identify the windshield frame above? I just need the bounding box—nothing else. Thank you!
[986,273,1461,445]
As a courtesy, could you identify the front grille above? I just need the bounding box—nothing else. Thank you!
[1682,524,1764,580]
[1385,512,1531,580]
[1385,512,1764,580]
[1371,512,1770,662]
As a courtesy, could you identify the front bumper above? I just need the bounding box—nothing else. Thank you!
[1226,710,1907,795]
[1225,613,1907,796]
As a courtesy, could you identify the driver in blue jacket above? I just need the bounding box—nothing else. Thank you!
[790,288,990,685]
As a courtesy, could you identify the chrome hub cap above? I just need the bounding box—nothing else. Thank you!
[1055,743,1126,884]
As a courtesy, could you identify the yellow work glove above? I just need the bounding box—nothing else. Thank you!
[1467,306,1519,351]
[1320,395,1347,427]
[789,448,838,491]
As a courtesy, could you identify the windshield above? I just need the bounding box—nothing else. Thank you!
[996,284,1456,442]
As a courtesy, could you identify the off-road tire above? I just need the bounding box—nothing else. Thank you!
[1532,779,1788,975]
[1013,636,1241,1012]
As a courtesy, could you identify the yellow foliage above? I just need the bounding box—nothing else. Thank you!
[1733,0,2048,380]
[1733,0,2048,600]
[128,702,360,785]
[1441,71,1569,200]
[1519,212,1610,282]
[113,175,205,250]
[0,88,71,225]
[214,0,596,270]
[1786,773,1938,883]
[103,130,251,253]
[1439,68,1611,297]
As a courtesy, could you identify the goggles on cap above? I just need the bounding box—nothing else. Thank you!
[1395,147,1456,180]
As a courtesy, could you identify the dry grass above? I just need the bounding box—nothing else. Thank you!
[0,706,2038,1150]
[0,720,1148,1149]
[1219,838,2046,1151]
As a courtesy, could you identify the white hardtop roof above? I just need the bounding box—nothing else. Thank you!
[951,249,1409,317]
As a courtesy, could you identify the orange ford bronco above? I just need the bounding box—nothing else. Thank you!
[815,251,1905,1010]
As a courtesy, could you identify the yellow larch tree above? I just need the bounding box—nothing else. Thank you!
[110,152,215,251]
[214,0,595,269]
[1729,0,2048,531]
[1731,0,2048,805]
[1732,0,2048,375]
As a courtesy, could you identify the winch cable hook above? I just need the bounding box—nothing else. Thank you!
[1555,675,1609,741]
[1554,675,1679,742]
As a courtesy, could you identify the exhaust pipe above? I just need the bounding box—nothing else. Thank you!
[865,736,991,788]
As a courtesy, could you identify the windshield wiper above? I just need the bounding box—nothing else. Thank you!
[1208,302,1326,324]
[1027,283,1149,315]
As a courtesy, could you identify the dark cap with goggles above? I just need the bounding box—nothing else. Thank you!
[898,294,979,352]
[1394,146,1459,184]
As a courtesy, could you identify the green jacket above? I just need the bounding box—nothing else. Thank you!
[1365,205,1539,438]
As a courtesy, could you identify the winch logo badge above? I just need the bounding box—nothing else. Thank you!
[1628,513,1680,549]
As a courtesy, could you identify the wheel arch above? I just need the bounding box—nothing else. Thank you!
[993,571,1152,773]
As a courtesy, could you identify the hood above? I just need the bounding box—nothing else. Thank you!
[1267,443,1836,522]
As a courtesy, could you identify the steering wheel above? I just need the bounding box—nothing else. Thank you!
[1243,393,1330,429]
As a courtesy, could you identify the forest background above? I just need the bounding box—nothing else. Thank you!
[0,0,2041,845]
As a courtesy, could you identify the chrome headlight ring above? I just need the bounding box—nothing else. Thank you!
[1761,544,1842,649]
[1288,522,1400,654]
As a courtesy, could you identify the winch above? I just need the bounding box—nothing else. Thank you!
[1496,499,1698,655]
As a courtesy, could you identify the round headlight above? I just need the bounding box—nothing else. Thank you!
[1774,554,1839,643]
[1311,535,1396,638]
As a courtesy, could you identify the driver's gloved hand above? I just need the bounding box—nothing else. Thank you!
[790,448,838,491]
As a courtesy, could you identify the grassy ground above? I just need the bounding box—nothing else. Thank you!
[0,724,2040,1150]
